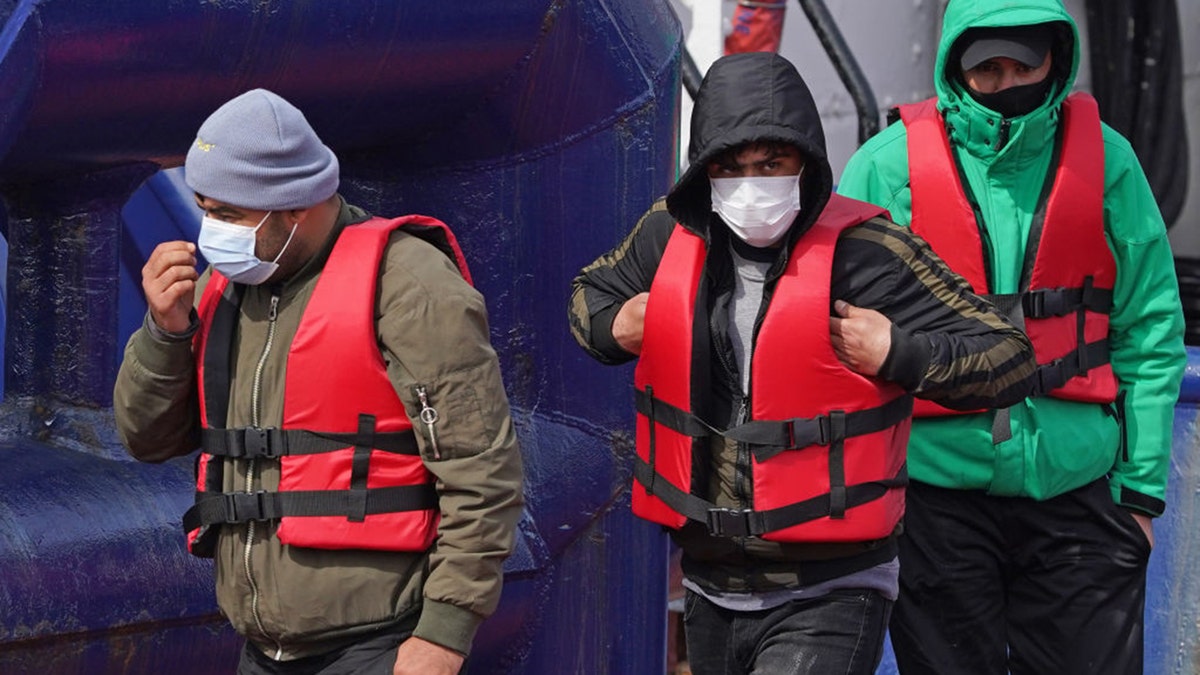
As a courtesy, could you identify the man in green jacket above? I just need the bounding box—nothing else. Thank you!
[838,1,1186,672]
[113,89,524,675]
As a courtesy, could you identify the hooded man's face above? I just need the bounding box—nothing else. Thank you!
[705,143,804,180]
[705,142,806,248]
[963,52,1052,94]
[955,23,1058,118]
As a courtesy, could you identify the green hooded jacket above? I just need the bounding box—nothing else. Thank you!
[838,0,1185,515]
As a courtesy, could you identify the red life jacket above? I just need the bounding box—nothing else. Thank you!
[183,215,472,557]
[898,93,1117,417]
[633,195,912,543]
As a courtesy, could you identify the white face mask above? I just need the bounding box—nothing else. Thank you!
[710,175,802,247]
[197,211,297,285]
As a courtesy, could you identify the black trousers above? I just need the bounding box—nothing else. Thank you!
[890,478,1151,675]
[238,626,420,675]
[683,588,892,675]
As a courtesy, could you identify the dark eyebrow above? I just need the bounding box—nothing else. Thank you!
[194,195,243,220]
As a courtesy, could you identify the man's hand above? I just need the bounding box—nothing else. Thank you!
[1129,512,1154,548]
[613,292,650,355]
[829,300,892,376]
[393,636,464,675]
[142,241,198,333]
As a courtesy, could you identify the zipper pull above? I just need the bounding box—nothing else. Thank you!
[414,385,441,459]
[268,294,279,322]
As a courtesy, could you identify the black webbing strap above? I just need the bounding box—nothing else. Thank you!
[202,283,244,429]
[982,293,1027,332]
[349,414,375,523]
[646,385,657,496]
[181,483,438,533]
[982,284,1113,329]
[827,412,848,519]
[201,426,419,459]
[983,276,1113,398]
[1022,283,1113,318]
[991,407,1013,444]
[635,387,723,438]
[635,388,913,464]
[1031,339,1111,396]
[633,459,907,537]
[732,396,913,463]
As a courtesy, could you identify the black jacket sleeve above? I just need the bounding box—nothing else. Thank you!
[832,217,1037,410]
[568,199,676,364]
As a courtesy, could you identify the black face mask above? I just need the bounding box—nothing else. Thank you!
[968,77,1054,118]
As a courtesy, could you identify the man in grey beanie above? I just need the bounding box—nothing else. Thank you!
[113,88,524,675]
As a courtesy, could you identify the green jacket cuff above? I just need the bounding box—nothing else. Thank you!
[1110,481,1166,518]
[413,599,484,656]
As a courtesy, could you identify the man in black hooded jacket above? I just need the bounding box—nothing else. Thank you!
[568,52,1038,674]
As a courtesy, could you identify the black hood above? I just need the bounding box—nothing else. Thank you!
[666,52,833,241]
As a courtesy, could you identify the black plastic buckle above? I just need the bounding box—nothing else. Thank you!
[1025,288,1072,318]
[706,508,755,537]
[244,427,278,459]
[785,416,831,449]
[224,491,266,523]
[816,415,832,445]
[1036,359,1067,394]
[1023,289,1045,317]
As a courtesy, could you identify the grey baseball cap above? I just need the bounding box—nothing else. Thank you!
[960,24,1054,71]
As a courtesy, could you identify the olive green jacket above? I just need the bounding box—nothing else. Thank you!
[113,199,523,659]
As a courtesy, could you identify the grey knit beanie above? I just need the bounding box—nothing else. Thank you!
[184,89,339,210]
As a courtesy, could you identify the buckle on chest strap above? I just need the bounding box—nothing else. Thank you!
[244,427,279,458]
[1024,288,1070,317]
[705,508,764,537]
[223,491,274,522]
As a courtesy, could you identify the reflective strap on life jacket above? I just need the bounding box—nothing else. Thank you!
[201,426,420,459]
[181,483,438,532]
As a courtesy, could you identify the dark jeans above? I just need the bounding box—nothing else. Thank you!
[237,627,415,675]
[891,479,1151,675]
[683,588,893,675]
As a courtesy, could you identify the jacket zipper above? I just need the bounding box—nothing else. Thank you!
[993,118,1011,151]
[245,292,283,659]
[413,385,441,459]
[733,282,772,509]
[734,396,750,506]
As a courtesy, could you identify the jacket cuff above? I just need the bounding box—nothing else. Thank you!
[131,312,197,376]
[412,599,484,656]
[1111,482,1166,518]
[590,303,637,363]
[878,324,930,391]
[144,308,200,342]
